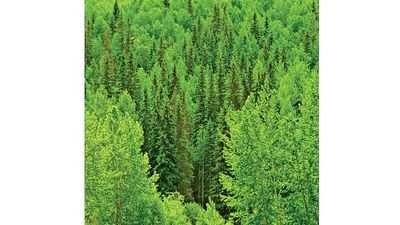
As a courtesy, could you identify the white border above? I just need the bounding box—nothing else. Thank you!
[320,0,400,224]
[0,0,399,224]
[0,0,84,224]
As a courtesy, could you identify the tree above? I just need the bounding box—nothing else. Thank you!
[251,13,259,43]
[229,53,242,110]
[85,92,164,225]
[85,0,320,222]
[195,65,206,129]
[265,15,269,34]
[155,91,179,194]
[85,19,93,68]
[188,0,193,15]
[221,75,318,224]
[163,0,170,8]
[102,25,119,97]
[175,93,194,201]
[162,193,191,225]
[110,0,120,33]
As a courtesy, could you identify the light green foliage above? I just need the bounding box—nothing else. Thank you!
[221,66,318,224]
[161,193,191,225]
[85,89,164,225]
[85,0,319,224]
[184,199,226,225]
[196,200,226,225]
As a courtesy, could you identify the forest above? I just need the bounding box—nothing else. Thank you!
[84,0,319,224]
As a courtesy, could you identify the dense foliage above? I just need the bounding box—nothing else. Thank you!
[85,0,319,224]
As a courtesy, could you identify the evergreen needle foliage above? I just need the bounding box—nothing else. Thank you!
[85,0,319,224]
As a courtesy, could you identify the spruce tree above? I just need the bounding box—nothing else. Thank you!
[175,92,194,202]
[110,0,120,33]
[251,13,259,43]
[170,64,179,97]
[265,15,269,36]
[211,5,221,72]
[123,20,133,92]
[163,0,170,8]
[85,19,93,68]
[187,46,194,77]
[216,49,226,110]
[229,54,242,110]
[102,25,117,97]
[155,91,179,194]
[115,12,126,93]
[195,65,206,128]
[85,0,320,222]
[188,0,193,15]
[305,31,311,53]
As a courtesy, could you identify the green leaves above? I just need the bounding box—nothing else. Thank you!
[85,92,164,225]
[221,62,318,224]
[85,0,319,223]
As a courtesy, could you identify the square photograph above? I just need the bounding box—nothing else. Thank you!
[84,0,319,224]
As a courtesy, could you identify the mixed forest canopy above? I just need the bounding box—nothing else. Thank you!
[85,0,319,224]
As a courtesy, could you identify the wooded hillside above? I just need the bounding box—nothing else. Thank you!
[85,0,319,224]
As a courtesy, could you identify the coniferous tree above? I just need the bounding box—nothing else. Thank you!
[265,15,269,36]
[187,46,194,77]
[211,5,221,72]
[110,0,120,33]
[193,17,202,48]
[148,40,158,72]
[115,12,126,92]
[195,65,206,129]
[175,92,194,202]
[312,1,318,19]
[282,48,287,69]
[142,88,150,154]
[102,25,118,97]
[155,91,179,194]
[85,0,319,222]
[305,31,311,53]
[188,0,193,15]
[123,20,133,92]
[85,19,93,68]
[163,0,170,8]
[216,49,226,110]
[229,53,242,110]
[251,13,259,43]
[262,41,269,64]
[170,64,178,97]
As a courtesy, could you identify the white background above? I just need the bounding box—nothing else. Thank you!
[0,0,399,224]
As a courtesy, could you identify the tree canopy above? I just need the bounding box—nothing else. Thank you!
[85,0,319,224]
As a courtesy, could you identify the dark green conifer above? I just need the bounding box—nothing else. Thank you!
[85,20,92,68]
[188,0,193,15]
[229,54,241,110]
[110,0,120,33]
[175,92,194,202]
[163,0,170,8]
[251,13,259,43]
